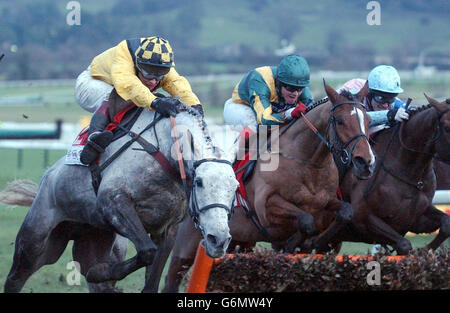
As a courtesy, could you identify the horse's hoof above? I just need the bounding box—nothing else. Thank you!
[284,232,303,253]
[301,238,314,251]
[86,263,113,283]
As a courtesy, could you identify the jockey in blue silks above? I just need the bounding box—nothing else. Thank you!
[338,65,409,134]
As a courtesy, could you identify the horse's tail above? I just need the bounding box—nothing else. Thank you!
[0,179,38,207]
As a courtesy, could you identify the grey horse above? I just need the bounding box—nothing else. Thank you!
[1,105,239,293]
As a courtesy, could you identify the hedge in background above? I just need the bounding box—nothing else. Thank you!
[206,248,450,292]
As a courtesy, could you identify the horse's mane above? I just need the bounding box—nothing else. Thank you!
[408,104,432,119]
[177,103,217,153]
[305,90,357,113]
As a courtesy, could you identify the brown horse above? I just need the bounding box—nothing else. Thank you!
[434,159,450,190]
[332,95,450,255]
[150,82,376,292]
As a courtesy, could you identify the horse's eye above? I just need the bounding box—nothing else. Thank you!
[445,126,450,134]
[336,119,344,126]
[195,178,203,187]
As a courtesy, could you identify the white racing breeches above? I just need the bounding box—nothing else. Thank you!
[75,66,114,113]
[223,98,257,132]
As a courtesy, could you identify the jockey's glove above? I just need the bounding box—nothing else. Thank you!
[284,102,307,120]
[387,107,409,126]
[151,97,181,117]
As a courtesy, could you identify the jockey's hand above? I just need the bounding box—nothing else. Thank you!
[387,107,409,125]
[151,97,181,117]
[290,102,308,118]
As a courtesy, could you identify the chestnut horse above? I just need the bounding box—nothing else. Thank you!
[333,95,450,254]
[149,82,375,292]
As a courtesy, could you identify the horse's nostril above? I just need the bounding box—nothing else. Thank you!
[355,156,371,168]
[207,234,217,246]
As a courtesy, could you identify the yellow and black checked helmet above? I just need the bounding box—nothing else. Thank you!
[134,36,174,68]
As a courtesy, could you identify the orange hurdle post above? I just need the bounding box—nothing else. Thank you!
[186,239,215,293]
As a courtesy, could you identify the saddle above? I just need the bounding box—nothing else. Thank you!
[66,93,178,194]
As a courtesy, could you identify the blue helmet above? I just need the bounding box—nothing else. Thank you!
[367,65,403,94]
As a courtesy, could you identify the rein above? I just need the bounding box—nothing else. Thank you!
[281,100,369,182]
[89,114,164,193]
[168,112,235,230]
[91,111,236,231]
[189,158,234,230]
[399,107,450,165]
[242,98,369,244]
[363,100,442,195]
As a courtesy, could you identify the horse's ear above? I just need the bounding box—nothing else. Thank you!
[424,93,441,107]
[323,79,339,104]
[355,81,369,102]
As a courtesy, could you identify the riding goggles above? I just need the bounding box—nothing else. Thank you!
[281,82,304,93]
[137,63,170,81]
[372,94,396,104]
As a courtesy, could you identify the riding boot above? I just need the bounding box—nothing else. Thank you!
[80,110,113,165]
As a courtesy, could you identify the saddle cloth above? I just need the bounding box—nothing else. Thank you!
[232,126,256,208]
[65,127,90,166]
[64,104,140,166]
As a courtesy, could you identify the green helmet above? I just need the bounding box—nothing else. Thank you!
[276,55,310,87]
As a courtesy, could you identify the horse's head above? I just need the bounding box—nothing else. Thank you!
[177,109,239,258]
[190,159,238,258]
[324,80,375,179]
[424,94,450,164]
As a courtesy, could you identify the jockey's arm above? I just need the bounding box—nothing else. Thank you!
[160,69,202,108]
[110,41,156,110]
[250,92,284,125]
[367,98,407,127]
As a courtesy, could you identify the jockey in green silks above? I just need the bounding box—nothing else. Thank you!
[223,55,314,131]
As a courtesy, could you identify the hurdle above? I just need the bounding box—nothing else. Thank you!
[186,239,405,293]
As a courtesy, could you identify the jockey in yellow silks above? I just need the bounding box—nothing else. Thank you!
[75,36,202,165]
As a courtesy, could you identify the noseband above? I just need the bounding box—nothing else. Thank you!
[189,158,235,230]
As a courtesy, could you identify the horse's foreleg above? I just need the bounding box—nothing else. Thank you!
[308,201,353,252]
[264,194,316,252]
[86,194,157,284]
[410,205,450,250]
[366,213,412,255]
[162,217,202,293]
[142,224,178,293]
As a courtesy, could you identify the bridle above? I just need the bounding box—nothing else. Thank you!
[399,107,450,165]
[365,105,450,196]
[280,100,369,160]
[327,100,370,167]
[188,158,235,231]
